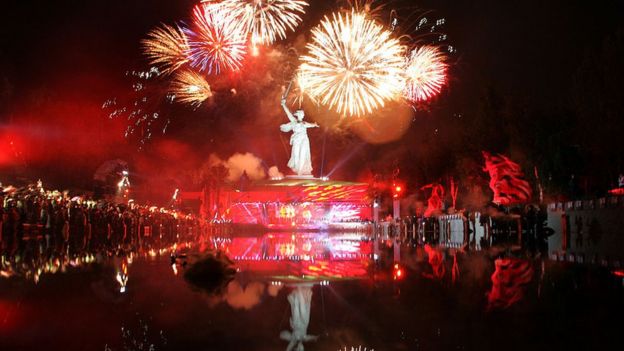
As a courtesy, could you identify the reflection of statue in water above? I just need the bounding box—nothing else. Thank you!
[280,99,319,176]
[280,284,318,351]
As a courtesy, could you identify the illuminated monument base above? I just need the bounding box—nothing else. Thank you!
[218,177,371,231]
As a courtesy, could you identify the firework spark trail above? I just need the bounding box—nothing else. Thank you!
[298,10,406,117]
[346,0,386,21]
[185,3,247,74]
[222,0,308,46]
[141,24,190,76]
[403,45,447,102]
[291,71,308,106]
[102,67,174,148]
[170,69,213,107]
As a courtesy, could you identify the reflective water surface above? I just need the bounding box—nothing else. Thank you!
[1,232,623,351]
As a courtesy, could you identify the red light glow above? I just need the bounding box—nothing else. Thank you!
[393,263,404,280]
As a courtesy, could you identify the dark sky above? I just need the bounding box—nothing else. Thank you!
[2,0,621,101]
[1,0,623,193]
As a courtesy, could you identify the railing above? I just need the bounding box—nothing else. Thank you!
[546,195,624,267]
[372,212,523,252]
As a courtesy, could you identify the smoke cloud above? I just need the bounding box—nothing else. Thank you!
[224,281,265,310]
[268,165,284,179]
[209,152,267,182]
[267,283,283,297]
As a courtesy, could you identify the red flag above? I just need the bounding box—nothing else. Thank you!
[487,258,534,310]
[482,151,532,205]
[421,183,444,217]
[423,245,446,280]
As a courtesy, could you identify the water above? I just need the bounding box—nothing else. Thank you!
[1,232,622,351]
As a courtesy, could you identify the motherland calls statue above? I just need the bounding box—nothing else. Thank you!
[279,284,318,351]
[280,99,319,176]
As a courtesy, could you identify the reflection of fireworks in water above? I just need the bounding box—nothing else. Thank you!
[298,11,406,117]
[102,67,174,148]
[170,69,213,107]
[338,347,375,351]
[403,46,447,102]
[222,0,309,46]
[141,23,189,76]
[185,3,247,74]
[104,318,167,351]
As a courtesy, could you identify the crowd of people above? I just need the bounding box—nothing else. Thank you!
[1,181,201,281]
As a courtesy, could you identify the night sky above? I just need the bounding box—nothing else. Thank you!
[1,0,623,199]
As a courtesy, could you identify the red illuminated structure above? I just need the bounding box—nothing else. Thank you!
[608,188,624,196]
[392,182,404,219]
[217,178,371,230]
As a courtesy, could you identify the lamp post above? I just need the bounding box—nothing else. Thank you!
[392,183,403,219]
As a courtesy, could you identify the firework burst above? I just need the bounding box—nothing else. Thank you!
[170,69,213,107]
[298,10,406,117]
[403,46,447,102]
[223,0,309,45]
[141,24,189,76]
[185,3,247,74]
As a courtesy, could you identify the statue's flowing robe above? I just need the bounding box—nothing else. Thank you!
[280,122,313,176]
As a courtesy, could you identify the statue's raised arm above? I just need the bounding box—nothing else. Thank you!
[281,99,297,123]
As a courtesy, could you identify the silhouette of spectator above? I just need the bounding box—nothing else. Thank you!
[575,216,583,248]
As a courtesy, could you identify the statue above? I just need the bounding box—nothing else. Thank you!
[280,284,318,351]
[280,99,319,176]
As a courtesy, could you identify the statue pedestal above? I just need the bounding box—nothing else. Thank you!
[285,174,316,180]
